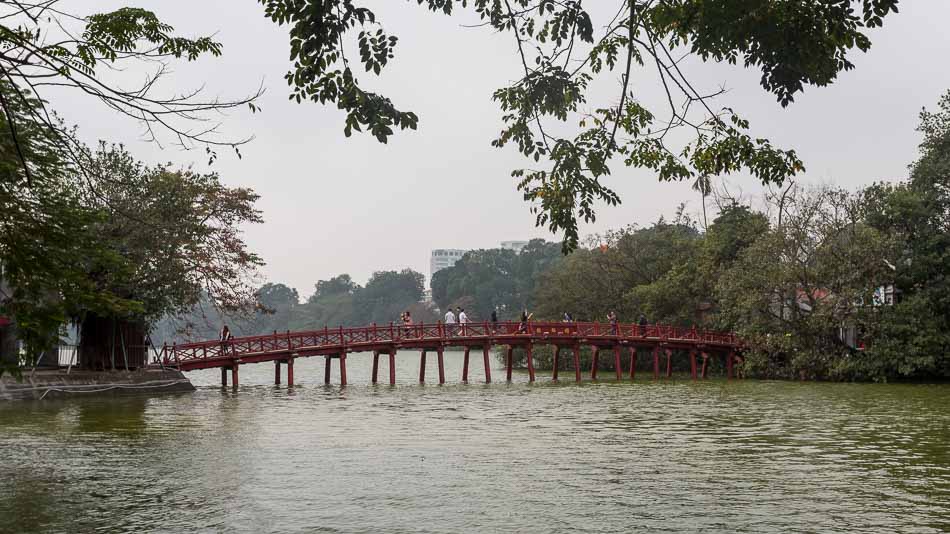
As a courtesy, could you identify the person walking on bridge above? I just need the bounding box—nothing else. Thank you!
[402,310,413,338]
[458,308,469,335]
[444,308,456,337]
[608,311,619,335]
[638,314,648,338]
[490,309,498,334]
[518,309,532,334]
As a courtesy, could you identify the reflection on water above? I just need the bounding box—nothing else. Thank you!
[1,351,948,533]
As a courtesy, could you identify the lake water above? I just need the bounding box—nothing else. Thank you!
[1,351,948,533]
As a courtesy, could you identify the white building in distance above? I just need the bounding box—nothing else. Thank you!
[430,249,468,279]
[500,240,529,253]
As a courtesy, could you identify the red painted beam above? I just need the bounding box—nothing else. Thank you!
[483,345,492,384]
[287,358,294,387]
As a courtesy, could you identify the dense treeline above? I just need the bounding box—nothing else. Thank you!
[432,94,950,382]
[153,269,437,345]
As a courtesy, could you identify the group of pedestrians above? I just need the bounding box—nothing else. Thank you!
[443,306,469,335]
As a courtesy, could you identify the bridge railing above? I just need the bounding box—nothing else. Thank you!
[159,321,738,366]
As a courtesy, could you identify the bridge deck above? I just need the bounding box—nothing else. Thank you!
[157,322,741,387]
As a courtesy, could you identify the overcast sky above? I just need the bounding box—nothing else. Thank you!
[58,1,950,298]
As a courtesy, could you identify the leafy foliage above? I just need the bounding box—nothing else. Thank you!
[430,239,563,319]
[257,0,897,249]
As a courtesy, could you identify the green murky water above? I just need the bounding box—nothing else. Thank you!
[1,352,948,533]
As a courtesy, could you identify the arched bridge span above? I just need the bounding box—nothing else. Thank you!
[157,322,741,387]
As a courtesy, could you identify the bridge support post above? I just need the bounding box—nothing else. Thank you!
[339,353,347,386]
[614,346,622,381]
[483,345,492,384]
[526,344,535,382]
[231,364,239,389]
[690,350,697,379]
[419,351,427,383]
[629,347,637,380]
[462,347,470,382]
[275,361,281,385]
[726,350,734,379]
[437,347,445,385]
[552,346,560,381]
[653,346,660,379]
[389,349,396,385]
[324,356,332,385]
[573,345,581,382]
[287,358,294,387]
[666,349,673,378]
[590,346,599,380]
[372,351,379,384]
[221,367,228,387]
[462,345,472,384]
[701,352,709,379]
[505,346,513,382]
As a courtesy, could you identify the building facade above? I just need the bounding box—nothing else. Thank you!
[430,249,468,279]
[500,240,529,253]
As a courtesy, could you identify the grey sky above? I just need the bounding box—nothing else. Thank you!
[58,1,950,298]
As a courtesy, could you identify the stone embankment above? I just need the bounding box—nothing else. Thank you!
[0,368,195,401]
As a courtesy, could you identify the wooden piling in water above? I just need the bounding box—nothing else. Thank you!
[614,346,622,381]
[372,351,379,384]
[653,346,660,379]
[389,349,396,385]
[591,346,600,380]
[339,353,347,386]
[462,347,470,382]
[526,344,535,382]
[629,347,637,380]
[483,345,492,384]
[437,347,445,384]
[573,345,581,382]
[419,350,427,383]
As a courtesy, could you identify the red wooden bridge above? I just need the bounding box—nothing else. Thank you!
[158,321,741,387]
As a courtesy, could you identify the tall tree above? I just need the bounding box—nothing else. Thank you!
[861,91,950,380]
[259,0,898,249]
